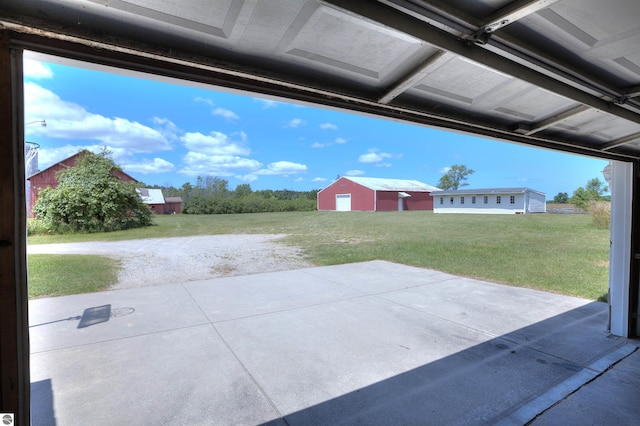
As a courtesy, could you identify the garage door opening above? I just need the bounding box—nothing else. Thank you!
[22,52,617,318]
[15,51,632,425]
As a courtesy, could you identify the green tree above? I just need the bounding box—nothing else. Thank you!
[585,177,608,197]
[570,177,609,209]
[552,192,569,203]
[33,150,153,233]
[234,183,252,198]
[437,164,475,190]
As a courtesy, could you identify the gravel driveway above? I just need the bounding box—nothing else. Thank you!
[28,234,313,290]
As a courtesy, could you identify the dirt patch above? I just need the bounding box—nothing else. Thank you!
[28,234,313,290]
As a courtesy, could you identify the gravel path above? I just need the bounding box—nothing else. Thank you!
[28,234,313,290]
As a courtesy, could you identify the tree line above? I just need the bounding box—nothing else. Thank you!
[550,177,609,209]
[148,176,318,215]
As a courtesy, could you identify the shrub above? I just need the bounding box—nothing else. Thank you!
[33,150,154,233]
[588,201,610,229]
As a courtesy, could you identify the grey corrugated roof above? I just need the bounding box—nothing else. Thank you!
[431,188,545,196]
[165,197,183,203]
[345,177,440,192]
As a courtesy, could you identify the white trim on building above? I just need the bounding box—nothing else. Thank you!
[432,188,546,214]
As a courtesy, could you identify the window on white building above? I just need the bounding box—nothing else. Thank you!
[471,196,476,204]
[497,196,502,204]
[483,196,488,204]
[461,196,465,204]
[510,195,515,204]
[450,197,454,205]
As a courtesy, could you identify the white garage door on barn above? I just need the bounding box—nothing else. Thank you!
[336,194,351,211]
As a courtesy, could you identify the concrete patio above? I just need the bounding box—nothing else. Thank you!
[29,260,639,425]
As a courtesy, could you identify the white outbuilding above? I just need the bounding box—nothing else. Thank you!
[432,188,546,214]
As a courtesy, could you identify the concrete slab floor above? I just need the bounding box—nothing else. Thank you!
[29,261,636,425]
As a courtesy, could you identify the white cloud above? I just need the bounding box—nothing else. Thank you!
[254,98,281,109]
[311,137,348,148]
[359,149,393,163]
[236,174,258,182]
[345,169,365,176]
[286,118,306,128]
[195,97,214,106]
[178,131,260,177]
[213,107,239,121]
[312,177,328,182]
[232,131,248,142]
[180,131,250,156]
[24,59,53,79]
[123,158,175,175]
[439,166,452,173]
[24,83,171,152]
[152,117,180,141]
[255,161,307,176]
[294,177,304,182]
[320,122,338,130]
[179,152,262,177]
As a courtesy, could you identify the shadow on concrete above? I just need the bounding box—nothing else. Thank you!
[31,379,56,426]
[277,302,631,425]
[30,304,136,330]
[77,304,112,329]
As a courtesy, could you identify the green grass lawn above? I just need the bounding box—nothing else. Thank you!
[28,211,609,301]
[28,254,120,299]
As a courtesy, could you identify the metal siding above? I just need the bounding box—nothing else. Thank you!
[28,156,78,217]
[164,201,182,214]
[527,191,547,213]
[376,191,398,211]
[376,191,435,211]
[318,177,374,211]
[434,192,528,214]
[405,192,434,210]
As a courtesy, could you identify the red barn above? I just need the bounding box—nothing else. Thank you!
[317,177,440,211]
[27,150,138,217]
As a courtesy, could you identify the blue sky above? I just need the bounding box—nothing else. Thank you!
[23,57,609,197]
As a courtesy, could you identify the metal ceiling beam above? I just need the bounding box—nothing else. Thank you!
[601,132,640,151]
[379,50,448,104]
[472,0,562,44]
[381,0,640,113]
[625,85,640,99]
[515,105,590,135]
[324,0,640,127]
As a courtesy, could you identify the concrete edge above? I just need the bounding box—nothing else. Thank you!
[496,344,638,425]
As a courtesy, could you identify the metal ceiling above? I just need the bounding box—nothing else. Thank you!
[2,0,640,160]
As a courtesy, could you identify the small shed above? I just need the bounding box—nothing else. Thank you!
[431,188,546,214]
[136,188,166,214]
[136,189,183,214]
[164,197,183,214]
[317,176,440,211]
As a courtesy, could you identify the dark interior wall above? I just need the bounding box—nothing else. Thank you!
[0,35,30,424]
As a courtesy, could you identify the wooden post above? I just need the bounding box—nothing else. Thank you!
[0,30,30,424]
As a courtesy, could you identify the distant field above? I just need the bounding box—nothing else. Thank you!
[28,211,609,301]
